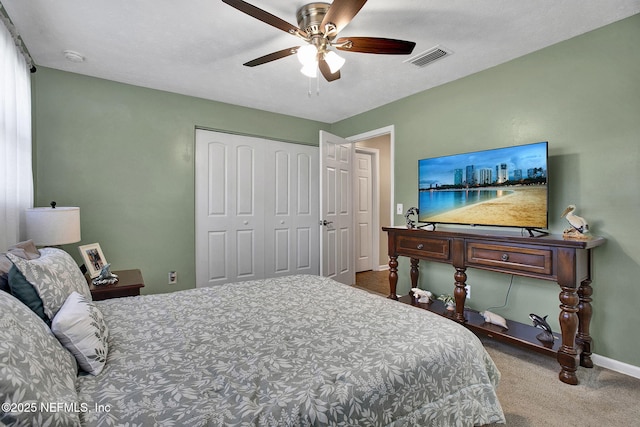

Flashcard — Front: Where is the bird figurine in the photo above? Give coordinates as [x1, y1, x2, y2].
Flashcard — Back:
[411, 288, 433, 303]
[561, 204, 589, 239]
[92, 263, 119, 286]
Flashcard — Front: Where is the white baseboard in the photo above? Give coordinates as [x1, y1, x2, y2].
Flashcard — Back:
[592, 353, 640, 379]
[374, 265, 389, 271]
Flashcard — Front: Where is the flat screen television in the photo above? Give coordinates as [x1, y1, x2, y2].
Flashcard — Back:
[418, 141, 548, 232]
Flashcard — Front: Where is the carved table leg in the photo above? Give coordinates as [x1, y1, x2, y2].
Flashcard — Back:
[388, 256, 398, 300]
[577, 279, 594, 368]
[453, 268, 467, 323]
[410, 258, 420, 288]
[557, 286, 580, 385]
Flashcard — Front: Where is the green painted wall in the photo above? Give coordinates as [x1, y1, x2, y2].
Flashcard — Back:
[332, 14, 640, 367]
[31, 69, 328, 295]
[31, 14, 639, 367]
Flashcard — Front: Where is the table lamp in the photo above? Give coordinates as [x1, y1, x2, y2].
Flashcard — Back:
[25, 201, 81, 246]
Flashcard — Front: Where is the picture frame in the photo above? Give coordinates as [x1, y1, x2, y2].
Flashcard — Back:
[78, 243, 108, 278]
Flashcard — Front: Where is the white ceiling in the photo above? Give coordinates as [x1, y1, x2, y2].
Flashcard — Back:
[2, 0, 639, 123]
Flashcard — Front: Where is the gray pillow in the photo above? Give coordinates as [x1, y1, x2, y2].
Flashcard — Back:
[0, 290, 80, 426]
[7, 248, 92, 319]
[0, 240, 41, 291]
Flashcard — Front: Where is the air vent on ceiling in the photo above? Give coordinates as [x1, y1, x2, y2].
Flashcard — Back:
[405, 45, 452, 68]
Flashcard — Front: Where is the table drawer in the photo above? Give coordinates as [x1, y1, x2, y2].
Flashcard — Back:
[466, 241, 553, 276]
[396, 235, 451, 260]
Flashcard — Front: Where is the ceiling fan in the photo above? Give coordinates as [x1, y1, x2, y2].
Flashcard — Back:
[221, 0, 416, 82]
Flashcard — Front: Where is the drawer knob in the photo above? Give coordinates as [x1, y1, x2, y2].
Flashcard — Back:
[417, 244, 424, 250]
[501, 253, 509, 261]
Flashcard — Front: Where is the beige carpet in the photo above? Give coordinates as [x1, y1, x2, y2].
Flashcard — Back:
[482, 337, 640, 426]
[355, 271, 640, 426]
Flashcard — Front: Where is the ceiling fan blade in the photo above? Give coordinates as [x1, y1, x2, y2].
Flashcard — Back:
[243, 47, 300, 67]
[222, 0, 306, 38]
[319, 59, 341, 82]
[321, 0, 368, 35]
[335, 37, 416, 55]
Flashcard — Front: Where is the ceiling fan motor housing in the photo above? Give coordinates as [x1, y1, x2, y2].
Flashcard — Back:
[296, 3, 336, 40]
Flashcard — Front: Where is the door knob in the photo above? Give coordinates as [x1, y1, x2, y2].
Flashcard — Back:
[320, 220, 333, 226]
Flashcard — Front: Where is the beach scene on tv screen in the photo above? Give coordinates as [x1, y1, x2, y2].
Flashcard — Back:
[418, 142, 548, 228]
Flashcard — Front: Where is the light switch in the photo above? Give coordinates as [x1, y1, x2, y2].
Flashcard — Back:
[397, 203, 404, 215]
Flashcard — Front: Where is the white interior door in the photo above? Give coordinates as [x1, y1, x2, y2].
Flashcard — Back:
[264, 141, 319, 278]
[320, 130, 355, 285]
[355, 151, 373, 272]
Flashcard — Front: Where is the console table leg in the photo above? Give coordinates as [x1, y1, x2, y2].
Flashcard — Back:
[577, 279, 594, 368]
[388, 256, 399, 300]
[410, 258, 420, 287]
[557, 286, 580, 385]
[453, 268, 467, 323]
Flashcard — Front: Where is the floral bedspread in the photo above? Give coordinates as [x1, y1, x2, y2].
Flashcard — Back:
[77, 275, 504, 426]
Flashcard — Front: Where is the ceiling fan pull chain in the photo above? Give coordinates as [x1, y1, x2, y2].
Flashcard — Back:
[307, 77, 312, 98]
[316, 73, 320, 96]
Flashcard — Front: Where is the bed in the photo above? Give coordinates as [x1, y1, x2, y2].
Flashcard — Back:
[1, 246, 505, 426]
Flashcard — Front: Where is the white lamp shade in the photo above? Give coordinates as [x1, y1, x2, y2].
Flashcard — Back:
[25, 207, 81, 246]
[296, 44, 318, 65]
[324, 51, 345, 74]
[300, 62, 318, 78]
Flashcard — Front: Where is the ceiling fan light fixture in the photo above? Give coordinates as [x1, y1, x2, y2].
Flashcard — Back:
[324, 50, 345, 73]
[297, 44, 318, 66]
[222, 0, 416, 83]
[300, 62, 318, 78]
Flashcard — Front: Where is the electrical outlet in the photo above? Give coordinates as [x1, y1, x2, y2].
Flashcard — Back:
[465, 284, 470, 300]
[396, 203, 404, 215]
[168, 271, 177, 285]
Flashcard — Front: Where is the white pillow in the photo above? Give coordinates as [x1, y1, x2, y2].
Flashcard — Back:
[52, 292, 109, 375]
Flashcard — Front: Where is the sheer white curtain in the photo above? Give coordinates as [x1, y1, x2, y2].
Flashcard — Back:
[0, 18, 33, 251]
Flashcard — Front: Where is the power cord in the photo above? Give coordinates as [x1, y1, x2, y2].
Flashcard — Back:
[485, 275, 514, 312]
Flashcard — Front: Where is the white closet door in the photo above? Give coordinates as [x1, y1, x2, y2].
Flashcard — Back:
[264, 141, 319, 277]
[196, 130, 319, 287]
[195, 130, 264, 287]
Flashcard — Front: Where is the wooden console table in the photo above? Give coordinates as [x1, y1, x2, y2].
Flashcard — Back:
[383, 226, 605, 385]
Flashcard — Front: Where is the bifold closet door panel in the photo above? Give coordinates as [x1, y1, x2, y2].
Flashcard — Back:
[195, 130, 265, 287]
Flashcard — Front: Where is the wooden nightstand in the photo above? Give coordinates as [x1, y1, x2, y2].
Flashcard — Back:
[88, 269, 145, 301]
